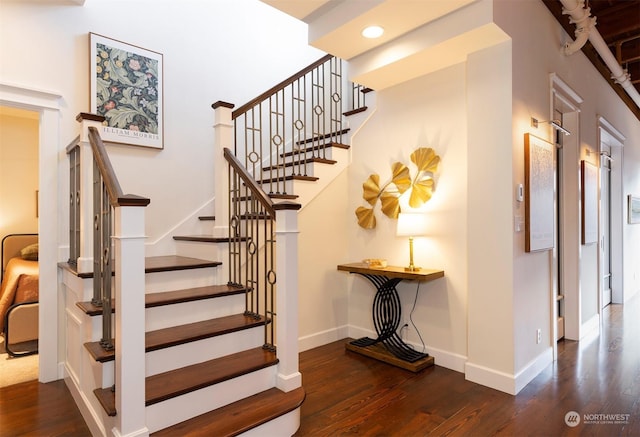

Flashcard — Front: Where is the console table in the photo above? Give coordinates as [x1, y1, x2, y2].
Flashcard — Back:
[337, 263, 444, 372]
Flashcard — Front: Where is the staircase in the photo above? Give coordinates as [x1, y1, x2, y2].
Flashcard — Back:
[61, 56, 371, 436]
[72, 255, 304, 435]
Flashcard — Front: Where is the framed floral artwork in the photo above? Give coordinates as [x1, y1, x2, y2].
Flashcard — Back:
[90, 33, 163, 149]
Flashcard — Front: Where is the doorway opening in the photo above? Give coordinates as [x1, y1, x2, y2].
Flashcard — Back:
[0, 105, 40, 386]
[0, 82, 62, 383]
[597, 117, 624, 307]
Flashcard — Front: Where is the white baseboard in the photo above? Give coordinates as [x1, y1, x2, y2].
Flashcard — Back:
[466, 347, 553, 395]
[465, 361, 516, 395]
[298, 325, 349, 352]
[581, 313, 600, 340]
[514, 347, 553, 394]
[64, 364, 109, 437]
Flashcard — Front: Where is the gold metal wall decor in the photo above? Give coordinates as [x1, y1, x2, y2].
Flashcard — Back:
[356, 147, 440, 229]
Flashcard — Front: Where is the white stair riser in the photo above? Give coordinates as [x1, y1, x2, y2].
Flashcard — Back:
[95, 360, 114, 389]
[239, 408, 301, 437]
[146, 294, 245, 331]
[260, 178, 294, 194]
[145, 327, 265, 376]
[146, 366, 277, 433]
[145, 268, 218, 293]
[285, 145, 341, 161]
[264, 163, 316, 179]
[291, 147, 349, 207]
[174, 240, 221, 261]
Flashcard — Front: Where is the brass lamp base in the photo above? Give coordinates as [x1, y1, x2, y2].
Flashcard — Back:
[404, 237, 421, 272]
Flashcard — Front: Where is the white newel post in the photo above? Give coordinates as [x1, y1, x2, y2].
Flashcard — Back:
[113, 205, 149, 437]
[77, 113, 105, 274]
[212, 101, 234, 238]
[212, 101, 234, 285]
[274, 204, 302, 392]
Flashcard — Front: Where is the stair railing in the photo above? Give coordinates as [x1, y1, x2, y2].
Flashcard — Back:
[224, 148, 301, 353]
[67, 113, 150, 435]
[231, 55, 359, 197]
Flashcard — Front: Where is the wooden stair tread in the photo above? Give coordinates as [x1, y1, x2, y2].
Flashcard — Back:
[281, 142, 349, 158]
[343, 106, 368, 116]
[259, 174, 319, 184]
[59, 255, 221, 279]
[146, 346, 278, 405]
[268, 193, 298, 200]
[94, 387, 116, 417]
[77, 284, 246, 316]
[92, 347, 277, 415]
[146, 314, 267, 352]
[151, 387, 305, 437]
[145, 284, 246, 307]
[263, 157, 337, 171]
[295, 128, 350, 145]
[145, 255, 221, 273]
[173, 235, 237, 243]
[84, 313, 265, 362]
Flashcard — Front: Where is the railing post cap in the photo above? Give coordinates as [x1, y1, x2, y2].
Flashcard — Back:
[212, 101, 235, 110]
[76, 112, 106, 123]
[273, 201, 302, 211]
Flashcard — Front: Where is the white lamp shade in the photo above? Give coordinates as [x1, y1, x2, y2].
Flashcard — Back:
[396, 212, 428, 237]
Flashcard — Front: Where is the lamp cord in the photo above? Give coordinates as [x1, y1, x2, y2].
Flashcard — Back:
[408, 282, 426, 353]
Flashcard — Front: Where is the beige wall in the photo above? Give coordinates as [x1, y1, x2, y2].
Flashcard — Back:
[0, 107, 39, 238]
[345, 63, 471, 370]
[0, 0, 323, 253]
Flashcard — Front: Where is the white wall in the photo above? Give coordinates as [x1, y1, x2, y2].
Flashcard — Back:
[495, 0, 640, 369]
[0, 108, 39, 237]
[298, 171, 350, 351]
[345, 63, 470, 369]
[0, 0, 324, 254]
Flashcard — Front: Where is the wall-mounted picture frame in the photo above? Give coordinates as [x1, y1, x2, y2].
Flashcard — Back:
[524, 133, 555, 252]
[629, 195, 640, 224]
[90, 33, 164, 149]
[581, 160, 598, 244]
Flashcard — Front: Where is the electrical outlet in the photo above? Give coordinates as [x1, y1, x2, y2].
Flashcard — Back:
[536, 329, 542, 344]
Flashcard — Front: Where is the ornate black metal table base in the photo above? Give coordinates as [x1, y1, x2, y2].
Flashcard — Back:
[349, 273, 429, 363]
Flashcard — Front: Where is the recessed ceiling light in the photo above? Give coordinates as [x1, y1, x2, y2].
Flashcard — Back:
[362, 25, 384, 39]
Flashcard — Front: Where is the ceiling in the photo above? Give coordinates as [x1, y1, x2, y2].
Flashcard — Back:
[542, 0, 640, 118]
[263, 0, 640, 118]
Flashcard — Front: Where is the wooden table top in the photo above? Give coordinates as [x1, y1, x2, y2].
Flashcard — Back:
[337, 263, 444, 282]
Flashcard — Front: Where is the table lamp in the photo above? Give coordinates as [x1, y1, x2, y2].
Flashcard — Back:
[396, 212, 428, 272]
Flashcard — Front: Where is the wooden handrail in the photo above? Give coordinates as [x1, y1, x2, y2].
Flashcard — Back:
[87, 126, 150, 208]
[65, 134, 81, 154]
[232, 54, 334, 120]
[224, 147, 281, 216]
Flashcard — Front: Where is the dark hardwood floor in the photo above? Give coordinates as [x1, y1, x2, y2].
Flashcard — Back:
[0, 379, 90, 437]
[1, 296, 638, 436]
[295, 296, 640, 436]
